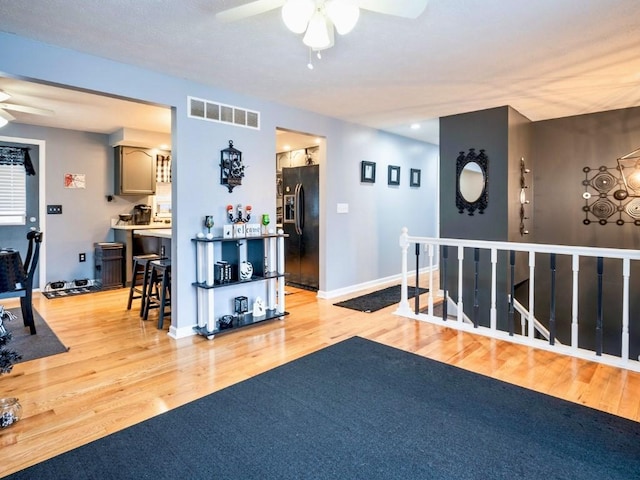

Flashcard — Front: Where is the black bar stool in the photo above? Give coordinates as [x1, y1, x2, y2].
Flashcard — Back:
[127, 253, 161, 315]
[143, 258, 171, 329]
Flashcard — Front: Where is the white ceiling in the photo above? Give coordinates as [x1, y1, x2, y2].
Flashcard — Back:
[0, 77, 171, 135]
[0, 0, 639, 148]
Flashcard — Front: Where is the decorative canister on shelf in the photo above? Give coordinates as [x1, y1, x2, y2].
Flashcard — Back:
[239, 261, 253, 280]
[234, 296, 248, 315]
[0, 397, 22, 428]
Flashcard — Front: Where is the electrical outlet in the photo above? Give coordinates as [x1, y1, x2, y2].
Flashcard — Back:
[47, 205, 62, 214]
[79, 253, 86, 262]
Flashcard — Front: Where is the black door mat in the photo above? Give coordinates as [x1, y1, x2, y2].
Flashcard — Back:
[333, 285, 428, 313]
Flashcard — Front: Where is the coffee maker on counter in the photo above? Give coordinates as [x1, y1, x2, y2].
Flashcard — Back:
[133, 204, 152, 225]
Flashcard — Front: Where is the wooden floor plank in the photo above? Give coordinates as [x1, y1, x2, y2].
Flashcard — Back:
[0, 283, 639, 477]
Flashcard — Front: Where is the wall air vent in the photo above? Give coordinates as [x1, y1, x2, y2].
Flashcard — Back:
[188, 96, 260, 130]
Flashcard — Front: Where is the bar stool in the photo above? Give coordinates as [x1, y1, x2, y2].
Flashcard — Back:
[143, 258, 171, 329]
[126, 253, 161, 315]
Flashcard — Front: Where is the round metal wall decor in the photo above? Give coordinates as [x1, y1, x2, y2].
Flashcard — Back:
[582, 165, 640, 225]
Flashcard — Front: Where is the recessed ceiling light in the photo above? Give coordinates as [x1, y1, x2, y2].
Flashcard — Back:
[410, 123, 421, 130]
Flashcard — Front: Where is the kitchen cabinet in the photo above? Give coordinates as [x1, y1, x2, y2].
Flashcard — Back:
[114, 146, 165, 195]
[192, 234, 288, 339]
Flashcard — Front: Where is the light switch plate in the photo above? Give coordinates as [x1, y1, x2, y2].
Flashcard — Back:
[337, 203, 349, 214]
[47, 204, 62, 214]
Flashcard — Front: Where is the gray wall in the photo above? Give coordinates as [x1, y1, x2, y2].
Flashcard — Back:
[0, 32, 439, 336]
[440, 104, 640, 357]
[1, 123, 156, 284]
[440, 106, 510, 242]
[532, 107, 640, 249]
[440, 106, 531, 328]
[532, 106, 640, 357]
[324, 127, 438, 293]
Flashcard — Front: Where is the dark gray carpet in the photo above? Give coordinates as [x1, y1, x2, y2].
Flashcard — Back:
[333, 284, 428, 312]
[3, 307, 69, 363]
[5, 337, 640, 479]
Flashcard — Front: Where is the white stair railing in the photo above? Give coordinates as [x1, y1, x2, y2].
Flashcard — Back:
[511, 296, 559, 344]
[396, 228, 640, 372]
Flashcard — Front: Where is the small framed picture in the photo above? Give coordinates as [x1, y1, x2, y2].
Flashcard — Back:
[361, 161, 376, 183]
[410, 168, 421, 187]
[64, 173, 86, 189]
[388, 165, 400, 186]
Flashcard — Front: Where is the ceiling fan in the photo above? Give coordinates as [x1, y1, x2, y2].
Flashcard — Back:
[216, 0, 428, 52]
[0, 89, 54, 127]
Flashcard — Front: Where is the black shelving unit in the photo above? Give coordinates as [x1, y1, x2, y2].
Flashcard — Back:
[191, 233, 288, 339]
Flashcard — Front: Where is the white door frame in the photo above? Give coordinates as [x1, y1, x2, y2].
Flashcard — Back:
[0, 135, 46, 289]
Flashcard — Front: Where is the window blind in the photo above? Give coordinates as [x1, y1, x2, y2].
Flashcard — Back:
[0, 163, 26, 225]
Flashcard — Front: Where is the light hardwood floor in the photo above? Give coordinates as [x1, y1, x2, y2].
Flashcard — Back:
[1, 282, 639, 477]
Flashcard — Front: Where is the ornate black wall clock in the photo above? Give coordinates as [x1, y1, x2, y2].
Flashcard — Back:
[220, 140, 244, 192]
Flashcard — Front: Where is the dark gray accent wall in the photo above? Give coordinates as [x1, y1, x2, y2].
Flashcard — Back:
[507, 108, 533, 243]
[440, 106, 533, 329]
[532, 107, 640, 249]
[531, 106, 640, 358]
[442, 104, 640, 357]
[440, 106, 510, 242]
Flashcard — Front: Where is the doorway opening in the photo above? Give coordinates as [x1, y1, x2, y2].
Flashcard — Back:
[0, 75, 173, 294]
[276, 128, 323, 291]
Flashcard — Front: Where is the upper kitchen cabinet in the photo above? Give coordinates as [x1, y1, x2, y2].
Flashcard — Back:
[114, 146, 166, 195]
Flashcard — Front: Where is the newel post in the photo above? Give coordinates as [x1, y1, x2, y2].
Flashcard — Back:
[396, 227, 411, 315]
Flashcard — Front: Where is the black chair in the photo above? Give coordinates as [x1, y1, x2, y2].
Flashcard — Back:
[126, 253, 161, 315]
[17, 230, 43, 335]
[142, 259, 171, 329]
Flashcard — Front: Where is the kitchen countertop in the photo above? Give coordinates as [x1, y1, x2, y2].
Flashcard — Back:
[133, 228, 171, 239]
[111, 219, 172, 230]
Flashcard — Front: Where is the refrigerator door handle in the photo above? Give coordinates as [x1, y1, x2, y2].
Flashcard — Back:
[294, 183, 304, 235]
[298, 183, 305, 234]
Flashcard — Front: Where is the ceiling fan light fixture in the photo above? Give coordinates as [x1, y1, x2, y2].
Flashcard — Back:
[0, 90, 10, 103]
[303, 11, 332, 50]
[325, 0, 359, 35]
[282, 0, 315, 34]
[0, 109, 11, 128]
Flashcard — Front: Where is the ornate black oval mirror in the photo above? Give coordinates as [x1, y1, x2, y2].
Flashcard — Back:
[456, 148, 488, 215]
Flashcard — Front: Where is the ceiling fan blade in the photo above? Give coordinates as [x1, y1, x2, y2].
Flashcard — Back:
[0, 103, 54, 116]
[216, 0, 286, 23]
[358, 0, 428, 19]
[0, 109, 15, 122]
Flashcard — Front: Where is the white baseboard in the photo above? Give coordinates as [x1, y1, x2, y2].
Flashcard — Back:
[168, 324, 198, 339]
[317, 265, 438, 300]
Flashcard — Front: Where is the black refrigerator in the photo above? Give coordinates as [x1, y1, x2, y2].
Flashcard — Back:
[282, 164, 319, 290]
